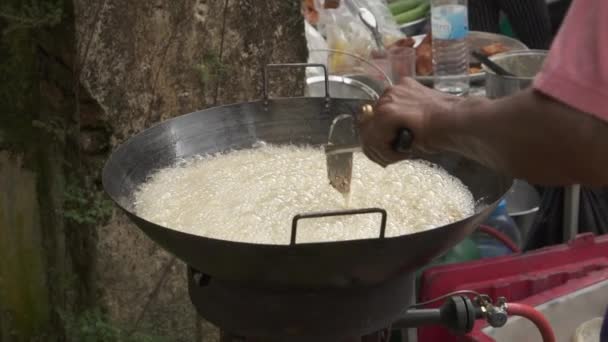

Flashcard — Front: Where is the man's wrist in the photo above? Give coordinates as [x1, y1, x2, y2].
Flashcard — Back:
[427, 95, 490, 155]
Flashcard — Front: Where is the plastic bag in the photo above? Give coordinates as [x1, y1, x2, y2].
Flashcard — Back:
[313, 0, 405, 74]
[305, 21, 329, 77]
[313, 0, 405, 43]
[360, 0, 405, 42]
[317, 3, 375, 73]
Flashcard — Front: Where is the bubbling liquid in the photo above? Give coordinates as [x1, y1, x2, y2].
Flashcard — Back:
[134, 144, 474, 244]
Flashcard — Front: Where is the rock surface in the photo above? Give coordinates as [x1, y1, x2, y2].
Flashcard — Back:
[73, 0, 307, 340]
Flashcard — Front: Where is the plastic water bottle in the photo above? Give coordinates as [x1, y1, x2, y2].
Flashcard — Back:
[430, 0, 470, 95]
[473, 199, 523, 258]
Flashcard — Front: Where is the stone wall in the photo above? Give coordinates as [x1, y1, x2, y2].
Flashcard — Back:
[1, 1, 77, 340]
[0, 153, 50, 341]
[1, 0, 306, 341]
[73, 0, 307, 340]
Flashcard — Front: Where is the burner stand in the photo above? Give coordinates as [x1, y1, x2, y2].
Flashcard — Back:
[219, 329, 392, 342]
[187, 267, 415, 341]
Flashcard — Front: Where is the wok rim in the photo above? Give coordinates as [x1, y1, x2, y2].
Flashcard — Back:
[102, 98, 513, 250]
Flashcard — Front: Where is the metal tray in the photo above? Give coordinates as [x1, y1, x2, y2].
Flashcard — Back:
[413, 31, 529, 85]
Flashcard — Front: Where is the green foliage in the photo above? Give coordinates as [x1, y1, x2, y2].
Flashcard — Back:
[195, 51, 230, 86]
[51, 273, 168, 342]
[0, 29, 35, 115]
[0, 0, 63, 34]
[63, 179, 113, 226]
[32, 117, 67, 143]
[0, 0, 65, 149]
[59, 308, 168, 342]
[0, 27, 36, 149]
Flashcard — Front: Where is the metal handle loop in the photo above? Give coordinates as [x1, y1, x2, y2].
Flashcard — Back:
[263, 63, 330, 102]
[290, 207, 387, 245]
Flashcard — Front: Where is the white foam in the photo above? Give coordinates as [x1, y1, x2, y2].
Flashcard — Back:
[134, 144, 474, 244]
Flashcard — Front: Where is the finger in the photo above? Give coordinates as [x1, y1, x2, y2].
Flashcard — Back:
[399, 76, 413, 84]
[369, 145, 393, 168]
[375, 93, 397, 112]
[374, 103, 404, 123]
[362, 145, 389, 168]
[362, 144, 381, 165]
[380, 130, 412, 163]
[361, 129, 407, 166]
[383, 146, 408, 164]
[380, 85, 392, 97]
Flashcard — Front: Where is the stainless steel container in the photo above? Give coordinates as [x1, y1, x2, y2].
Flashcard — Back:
[483, 50, 548, 99]
[505, 180, 541, 242]
[483, 51, 547, 243]
[305, 75, 384, 100]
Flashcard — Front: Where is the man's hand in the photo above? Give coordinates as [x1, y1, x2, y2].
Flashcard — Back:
[362, 82, 608, 185]
[359, 78, 459, 167]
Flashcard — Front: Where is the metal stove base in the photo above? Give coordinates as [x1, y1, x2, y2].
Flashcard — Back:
[187, 267, 415, 341]
[219, 329, 392, 342]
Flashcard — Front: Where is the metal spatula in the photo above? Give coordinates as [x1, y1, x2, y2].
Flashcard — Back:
[326, 114, 358, 195]
[325, 105, 413, 195]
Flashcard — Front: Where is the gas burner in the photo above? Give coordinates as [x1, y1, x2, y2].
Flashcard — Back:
[188, 265, 523, 342]
[188, 267, 414, 341]
[219, 329, 391, 342]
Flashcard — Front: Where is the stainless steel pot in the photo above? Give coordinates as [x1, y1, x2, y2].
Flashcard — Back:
[484, 50, 548, 99]
[305, 74, 382, 100]
[306, 49, 392, 101]
[505, 180, 541, 241]
[486, 51, 582, 245]
[484, 51, 546, 241]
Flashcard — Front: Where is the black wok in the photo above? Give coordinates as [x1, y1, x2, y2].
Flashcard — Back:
[102, 65, 512, 289]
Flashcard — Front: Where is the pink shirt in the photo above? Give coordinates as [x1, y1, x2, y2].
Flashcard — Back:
[534, 0, 608, 122]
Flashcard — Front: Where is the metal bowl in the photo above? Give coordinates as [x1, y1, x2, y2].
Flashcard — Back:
[305, 75, 381, 100]
[505, 180, 541, 242]
[483, 49, 548, 98]
[414, 31, 529, 85]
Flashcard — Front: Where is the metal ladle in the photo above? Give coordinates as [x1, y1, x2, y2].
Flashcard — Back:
[359, 7, 385, 53]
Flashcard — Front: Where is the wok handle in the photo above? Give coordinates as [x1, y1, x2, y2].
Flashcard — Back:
[290, 207, 387, 245]
[393, 128, 413, 153]
[263, 63, 330, 102]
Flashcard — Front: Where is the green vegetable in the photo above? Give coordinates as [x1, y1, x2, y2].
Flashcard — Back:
[389, 0, 423, 16]
[395, 1, 430, 25]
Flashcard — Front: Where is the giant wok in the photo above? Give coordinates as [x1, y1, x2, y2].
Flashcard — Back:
[102, 64, 512, 290]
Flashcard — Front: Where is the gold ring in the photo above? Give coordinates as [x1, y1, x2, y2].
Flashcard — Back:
[360, 104, 374, 123]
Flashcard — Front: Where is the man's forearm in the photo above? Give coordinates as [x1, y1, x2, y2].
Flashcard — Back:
[433, 88, 608, 186]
